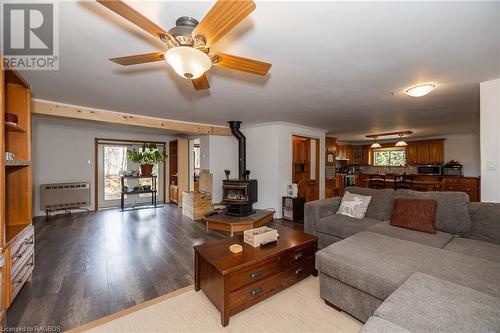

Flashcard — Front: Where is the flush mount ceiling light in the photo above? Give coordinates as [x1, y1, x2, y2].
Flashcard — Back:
[165, 46, 212, 79]
[406, 83, 436, 97]
[395, 133, 408, 147]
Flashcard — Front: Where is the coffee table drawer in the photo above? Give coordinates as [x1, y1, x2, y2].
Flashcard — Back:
[228, 257, 314, 310]
[227, 259, 279, 291]
[279, 243, 315, 270]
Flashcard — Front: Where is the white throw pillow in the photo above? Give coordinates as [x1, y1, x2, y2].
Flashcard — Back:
[336, 191, 372, 219]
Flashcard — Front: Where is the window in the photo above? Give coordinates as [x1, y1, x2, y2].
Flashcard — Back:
[104, 146, 127, 200]
[373, 148, 406, 167]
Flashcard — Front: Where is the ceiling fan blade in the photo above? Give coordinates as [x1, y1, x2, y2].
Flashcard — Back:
[213, 53, 271, 75]
[96, 0, 176, 44]
[109, 52, 165, 66]
[192, 74, 210, 90]
[192, 0, 256, 47]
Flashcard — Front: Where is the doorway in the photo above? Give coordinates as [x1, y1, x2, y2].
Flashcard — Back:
[292, 135, 320, 202]
[95, 139, 166, 210]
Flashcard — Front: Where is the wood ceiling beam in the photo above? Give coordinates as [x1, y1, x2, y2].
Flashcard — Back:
[31, 100, 231, 136]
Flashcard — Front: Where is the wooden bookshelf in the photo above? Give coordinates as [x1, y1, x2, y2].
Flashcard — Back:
[1, 58, 34, 312]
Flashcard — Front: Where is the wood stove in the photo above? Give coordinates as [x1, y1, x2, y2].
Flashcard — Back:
[222, 121, 258, 216]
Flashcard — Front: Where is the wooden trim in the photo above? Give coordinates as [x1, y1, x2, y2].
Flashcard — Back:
[94, 139, 99, 212]
[365, 130, 414, 139]
[69, 284, 194, 332]
[32, 100, 231, 136]
[95, 138, 167, 210]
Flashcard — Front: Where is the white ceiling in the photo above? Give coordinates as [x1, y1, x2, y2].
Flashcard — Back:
[21, 1, 500, 141]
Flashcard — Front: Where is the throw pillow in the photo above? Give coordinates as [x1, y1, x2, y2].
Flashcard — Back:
[391, 199, 437, 234]
[336, 191, 372, 219]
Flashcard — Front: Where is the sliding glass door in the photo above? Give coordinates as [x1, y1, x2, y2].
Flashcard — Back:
[96, 140, 165, 210]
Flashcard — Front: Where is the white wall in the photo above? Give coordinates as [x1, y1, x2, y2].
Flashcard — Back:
[200, 122, 326, 217]
[480, 78, 500, 202]
[32, 116, 178, 216]
[207, 135, 238, 202]
[443, 133, 480, 177]
[243, 124, 282, 213]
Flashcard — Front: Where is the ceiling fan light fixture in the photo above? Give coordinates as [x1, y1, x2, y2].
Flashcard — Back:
[165, 46, 212, 79]
[406, 83, 436, 97]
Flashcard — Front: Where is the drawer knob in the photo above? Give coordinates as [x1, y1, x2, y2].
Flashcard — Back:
[294, 253, 303, 261]
[295, 268, 304, 275]
[250, 287, 262, 297]
[250, 271, 262, 279]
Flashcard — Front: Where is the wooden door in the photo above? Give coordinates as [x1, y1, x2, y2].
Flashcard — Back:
[417, 142, 430, 164]
[429, 140, 444, 164]
[406, 143, 418, 165]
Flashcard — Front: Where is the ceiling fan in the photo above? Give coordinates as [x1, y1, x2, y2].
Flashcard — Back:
[97, 0, 272, 90]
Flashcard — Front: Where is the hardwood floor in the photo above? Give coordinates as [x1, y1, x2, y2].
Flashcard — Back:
[6, 205, 226, 331]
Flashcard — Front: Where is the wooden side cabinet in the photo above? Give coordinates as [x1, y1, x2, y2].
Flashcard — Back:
[282, 197, 305, 222]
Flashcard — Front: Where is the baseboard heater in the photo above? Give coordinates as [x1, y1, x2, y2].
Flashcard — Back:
[40, 182, 91, 216]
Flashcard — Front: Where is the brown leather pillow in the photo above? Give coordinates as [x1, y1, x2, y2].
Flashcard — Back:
[391, 199, 437, 234]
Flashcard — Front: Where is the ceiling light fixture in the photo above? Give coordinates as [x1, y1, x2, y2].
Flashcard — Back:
[370, 137, 382, 149]
[395, 133, 408, 147]
[165, 46, 212, 79]
[406, 83, 436, 97]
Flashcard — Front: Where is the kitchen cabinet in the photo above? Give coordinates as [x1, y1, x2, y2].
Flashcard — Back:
[361, 145, 372, 166]
[406, 143, 418, 165]
[325, 137, 336, 164]
[441, 177, 480, 202]
[293, 140, 310, 164]
[336, 144, 353, 162]
[429, 140, 444, 164]
[417, 142, 430, 164]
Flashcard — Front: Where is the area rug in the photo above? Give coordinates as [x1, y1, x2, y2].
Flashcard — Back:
[73, 276, 362, 333]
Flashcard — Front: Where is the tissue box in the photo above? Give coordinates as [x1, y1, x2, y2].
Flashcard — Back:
[244, 227, 278, 247]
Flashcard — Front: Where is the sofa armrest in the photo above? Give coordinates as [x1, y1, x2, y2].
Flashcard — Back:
[469, 202, 500, 245]
[304, 197, 342, 236]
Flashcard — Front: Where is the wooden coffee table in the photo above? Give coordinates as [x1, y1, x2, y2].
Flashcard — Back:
[204, 209, 274, 236]
[194, 226, 318, 326]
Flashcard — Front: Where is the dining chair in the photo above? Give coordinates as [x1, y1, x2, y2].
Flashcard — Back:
[394, 174, 416, 190]
[368, 174, 386, 189]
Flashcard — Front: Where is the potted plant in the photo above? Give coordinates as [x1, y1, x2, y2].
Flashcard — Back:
[126, 143, 166, 176]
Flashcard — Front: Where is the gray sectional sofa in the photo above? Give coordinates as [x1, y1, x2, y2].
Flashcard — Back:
[304, 186, 500, 332]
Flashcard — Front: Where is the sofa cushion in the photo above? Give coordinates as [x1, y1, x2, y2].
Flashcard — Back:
[374, 272, 500, 333]
[337, 191, 372, 219]
[367, 221, 453, 248]
[444, 237, 500, 263]
[345, 187, 395, 221]
[360, 317, 410, 333]
[396, 189, 471, 236]
[469, 202, 500, 245]
[316, 214, 381, 239]
[390, 199, 437, 234]
[316, 231, 500, 300]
